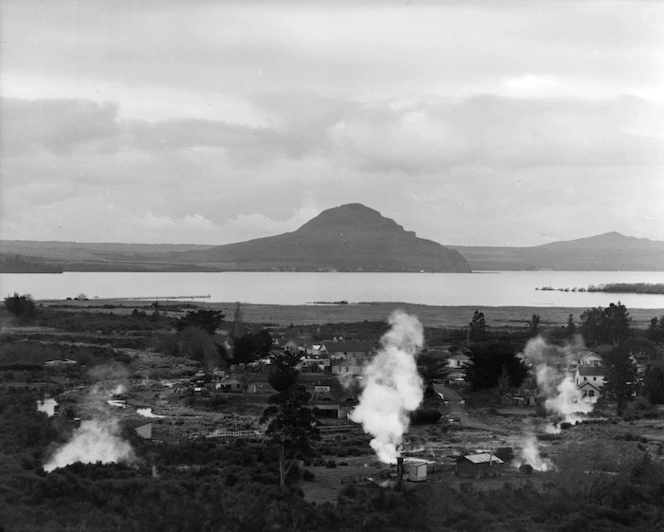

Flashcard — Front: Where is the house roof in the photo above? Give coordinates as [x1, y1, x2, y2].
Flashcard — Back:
[579, 351, 601, 360]
[461, 453, 504, 465]
[578, 381, 601, 391]
[125, 419, 152, 431]
[578, 367, 605, 377]
[324, 341, 374, 353]
[448, 353, 470, 361]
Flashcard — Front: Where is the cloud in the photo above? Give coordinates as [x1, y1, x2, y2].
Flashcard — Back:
[1, 93, 663, 245]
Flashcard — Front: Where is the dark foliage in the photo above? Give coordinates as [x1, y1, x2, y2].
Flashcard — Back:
[410, 407, 442, 425]
[232, 329, 273, 364]
[602, 344, 639, 413]
[464, 342, 528, 391]
[173, 310, 225, 335]
[643, 364, 664, 404]
[580, 302, 631, 346]
[469, 310, 487, 341]
[4, 293, 37, 323]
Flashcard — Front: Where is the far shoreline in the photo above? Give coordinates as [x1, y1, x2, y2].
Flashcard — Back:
[39, 299, 664, 329]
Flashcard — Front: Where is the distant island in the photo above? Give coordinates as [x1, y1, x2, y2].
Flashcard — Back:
[537, 283, 664, 295]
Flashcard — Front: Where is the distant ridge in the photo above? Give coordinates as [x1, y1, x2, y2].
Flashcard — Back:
[174, 203, 472, 272]
[450, 232, 664, 271]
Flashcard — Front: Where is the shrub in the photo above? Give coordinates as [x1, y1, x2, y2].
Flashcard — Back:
[302, 469, 315, 481]
[4, 293, 36, 323]
[326, 460, 337, 469]
[519, 464, 534, 474]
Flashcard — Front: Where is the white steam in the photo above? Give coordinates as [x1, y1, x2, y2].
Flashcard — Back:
[349, 310, 424, 464]
[44, 373, 136, 472]
[44, 419, 135, 472]
[521, 336, 593, 426]
[517, 434, 555, 472]
[37, 398, 58, 417]
[137, 408, 165, 418]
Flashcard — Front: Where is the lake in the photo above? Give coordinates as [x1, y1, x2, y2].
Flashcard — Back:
[2, 271, 664, 308]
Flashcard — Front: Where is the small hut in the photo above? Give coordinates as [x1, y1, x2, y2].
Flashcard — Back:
[456, 453, 504, 478]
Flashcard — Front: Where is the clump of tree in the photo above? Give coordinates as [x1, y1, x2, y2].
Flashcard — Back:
[601, 344, 639, 414]
[647, 315, 664, 343]
[268, 350, 302, 392]
[260, 384, 320, 486]
[232, 329, 272, 364]
[173, 309, 224, 335]
[579, 302, 631, 346]
[566, 313, 577, 338]
[527, 313, 541, 337]
[4, 293, 37, 323]
[464, 342, 528, 392]
[468, 310, 487, 342]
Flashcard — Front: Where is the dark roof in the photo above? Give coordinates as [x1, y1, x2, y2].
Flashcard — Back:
[324, 341, 374, 353]
[578, 367, 605, 377]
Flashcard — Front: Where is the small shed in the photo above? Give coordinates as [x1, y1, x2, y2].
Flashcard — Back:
[403, 459, 428, 482]
[456, 453, 504, 478]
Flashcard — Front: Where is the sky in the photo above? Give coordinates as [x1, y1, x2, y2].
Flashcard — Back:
[1, 0, 663, 247]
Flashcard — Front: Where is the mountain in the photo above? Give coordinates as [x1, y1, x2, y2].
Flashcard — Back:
[175, 204, 471, 272]
[450, 232, 664, 271]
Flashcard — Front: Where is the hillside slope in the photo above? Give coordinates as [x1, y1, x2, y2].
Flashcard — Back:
[176, 204, 471, 272]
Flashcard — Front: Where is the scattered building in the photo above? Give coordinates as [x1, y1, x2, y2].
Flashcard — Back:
[578, 381, 602, 404]
[456, 453, 504, 478]
[446, 353, 470, 369]
[575, 366, 606, 388]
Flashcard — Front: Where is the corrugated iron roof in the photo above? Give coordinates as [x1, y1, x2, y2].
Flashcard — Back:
[463, 453, 504, 464]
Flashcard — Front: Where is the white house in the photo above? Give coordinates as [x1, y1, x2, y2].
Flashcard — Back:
[578, 381, 602, 404]
[578, 351, 603, 368]
[575, 366, 606, 388]
[447, 353, 470, 369]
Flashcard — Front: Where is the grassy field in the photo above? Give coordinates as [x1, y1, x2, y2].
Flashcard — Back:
[41, 299, 664, 328]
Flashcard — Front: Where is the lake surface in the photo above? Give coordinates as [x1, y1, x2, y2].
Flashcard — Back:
[2, 271, 664, 308]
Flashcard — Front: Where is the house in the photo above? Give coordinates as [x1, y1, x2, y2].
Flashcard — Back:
[216, 378, 245, 393]
[456, 453, 504, 478]
[578, 381, 601, 404]
[446, 371, 466, 384]
[575, 366, 606, 389]
[577, 351, 602, 368]
[325, 341, 374, 360]
[447, 353, 470, 369]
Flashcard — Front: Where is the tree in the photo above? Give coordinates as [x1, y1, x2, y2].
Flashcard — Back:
[469, 310, 487, 342]
[464, 343, 528, 391]
[232, 329, 273, 364]
[260, 385, 320, 486]
[230, 302, 245, 338]
[566, 314, 577, 338]
[4, 293, 37, 323]
[602, 344, 638, 414]
[174, 310, 224, 335]
[580, 302, 631, 346]
[527, 314, 541, 337]
[268, 350, 302, 392]
[642, 364, 664, 405]
[647, 316, 664, 343]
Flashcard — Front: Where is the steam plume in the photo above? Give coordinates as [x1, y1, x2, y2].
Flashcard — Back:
[517, 434, 554, 472]
[349, 310, 424, 464]
[521, 336, 593, 426]
[44, 370, 135, 472]
[44, 419, 135, 472]
[137, 408, 165, 418]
